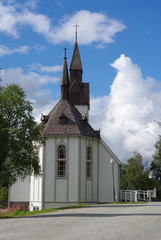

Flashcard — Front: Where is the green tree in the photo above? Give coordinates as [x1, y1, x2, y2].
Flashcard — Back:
[150, 135, 161, 182]
[120, 152, 156, 190]
[150, 135, 161, 199]
[0, 186, 8, 202]
[0, 84, 45, 187]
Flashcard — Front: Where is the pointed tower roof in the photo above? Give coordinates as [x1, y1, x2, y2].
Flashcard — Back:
[69, 23, 83, 73]
[69, 42, 83, 71]
[60, 48, 69, 86]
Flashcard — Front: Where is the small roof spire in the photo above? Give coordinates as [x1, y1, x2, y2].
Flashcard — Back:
[73, 23, 79, 43]
[60, 48, 69, 87]
[64, 47, 67, 59]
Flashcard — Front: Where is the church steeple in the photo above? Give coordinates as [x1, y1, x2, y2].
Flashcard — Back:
[69, 23, 83, 85]
[68, 25, 90, 116]
[69, 42, 83, 73]
[60, 48, 69, 100]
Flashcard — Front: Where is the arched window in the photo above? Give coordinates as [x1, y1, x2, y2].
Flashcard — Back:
[57, 145, 67, 178]
[58, 145, 66, 159]
[86, 146, 92, 179]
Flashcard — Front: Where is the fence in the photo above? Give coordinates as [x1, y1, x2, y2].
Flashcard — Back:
[120, 189, 156, 202]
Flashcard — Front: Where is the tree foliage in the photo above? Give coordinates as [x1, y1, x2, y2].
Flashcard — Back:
[0, 84, 45, 186]
[150, 135, 161, 182]
[150, 135, 161, 199]
[0, 186, 8, 202]
[120, 152, 156, 190]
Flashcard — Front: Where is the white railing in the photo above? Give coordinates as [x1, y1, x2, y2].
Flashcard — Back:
[120, 188, 156, 202]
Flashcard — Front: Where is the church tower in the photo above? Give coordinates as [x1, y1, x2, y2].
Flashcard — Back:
[69, 25, 90, 118]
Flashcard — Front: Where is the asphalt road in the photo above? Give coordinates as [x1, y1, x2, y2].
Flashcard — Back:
[0, 202, 161, 240]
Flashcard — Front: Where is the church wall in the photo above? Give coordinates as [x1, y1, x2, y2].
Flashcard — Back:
[68, 137, 79, 202]
[79, 137, 98, 203]
[43, 136, 79, 206]
[55, 137, 68, 202]
[98, 141, 120, 203]
[44, 138, 55, 202]
[92, 139, 99, 202]
[98, 142, 113, 202]
[80, 137, 86, 202]
[86, 180, 92, 202]
[55, 179, 67, 202]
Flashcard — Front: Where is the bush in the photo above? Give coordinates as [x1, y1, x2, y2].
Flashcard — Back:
[0, 203, 26, 216]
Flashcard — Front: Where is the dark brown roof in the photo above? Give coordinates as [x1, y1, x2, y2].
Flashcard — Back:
[42, 99, 100, 138]
[69, 42, 83, 71]
[60, 58, 69, 86]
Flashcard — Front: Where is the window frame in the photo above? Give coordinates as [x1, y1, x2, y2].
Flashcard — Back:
[56, 144, 67, 178]
[86, 146, 93, 179]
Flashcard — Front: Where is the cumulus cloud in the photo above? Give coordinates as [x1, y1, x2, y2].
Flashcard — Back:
[0, 45, 30, 57]
[0, 66, 60, 122]
[1, 53, 161, 161]
[90, 54, 161, 162]
[51, 10, 126, 45]
[1, 67, 60, 93]
[0, 2, 51, 38]
[0, 2, 125, 46]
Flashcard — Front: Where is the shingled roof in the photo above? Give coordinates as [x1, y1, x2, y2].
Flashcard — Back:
[42, 99, 100, 138]
[69, 42, 83, 71]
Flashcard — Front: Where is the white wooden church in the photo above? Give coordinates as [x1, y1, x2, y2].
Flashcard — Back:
[9, 34, 121, 211]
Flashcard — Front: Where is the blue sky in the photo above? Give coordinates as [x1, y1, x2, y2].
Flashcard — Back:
[0, 0, 161, 162]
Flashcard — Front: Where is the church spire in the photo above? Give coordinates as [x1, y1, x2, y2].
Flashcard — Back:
[68, 25, 89, 113]
[60, 48, 69, 100]
[69, 24, 82, 72]
[74, 23, 79, 43]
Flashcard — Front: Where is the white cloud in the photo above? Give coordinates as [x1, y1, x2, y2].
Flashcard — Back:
[1, 67, 60, 93]
[0, 2, 125, 46]
[29, 63, 62, 73]
[51, 10, 126, 45]
[0, 2, 51, 38]
[1, 53, 161, 161]
[24, 0, 40, 10]
[0, 67, 60, 122]
[0, 45, 30, 57]
[90, 95, 109, 129]
[90, 54, 161, 162]
[0, 3, 20, 37]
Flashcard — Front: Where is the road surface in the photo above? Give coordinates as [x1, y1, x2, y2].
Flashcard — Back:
[0, 202, 161, 240]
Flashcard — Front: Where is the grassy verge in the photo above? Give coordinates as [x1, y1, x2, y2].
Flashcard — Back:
[0, 203, 88, 219]
[0, 201, 148, 219]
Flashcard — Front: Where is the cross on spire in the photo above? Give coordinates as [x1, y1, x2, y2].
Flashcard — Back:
[73, 23, 79, 43]
[64, 48, 67, 59]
